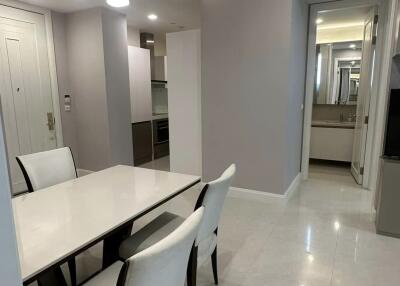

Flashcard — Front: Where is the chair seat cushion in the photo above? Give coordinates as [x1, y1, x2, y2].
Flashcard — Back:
[119, 212, 185, 260]
[83, 261, 123, 286]
[119, 212, 217, 266]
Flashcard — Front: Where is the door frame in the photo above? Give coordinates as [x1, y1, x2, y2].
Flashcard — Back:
[0, 0, 64, 148]
[301, 0, 394, 190]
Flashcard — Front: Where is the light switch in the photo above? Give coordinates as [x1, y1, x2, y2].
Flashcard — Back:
[64, 95, 71, 104]
[64, 95, 71, 112]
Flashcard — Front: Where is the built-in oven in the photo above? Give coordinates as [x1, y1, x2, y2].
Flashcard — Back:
[154, 119, 169, 144]
[153, 119, 169, 158]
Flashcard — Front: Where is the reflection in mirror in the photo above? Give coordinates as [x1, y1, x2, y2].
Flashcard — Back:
[314, 41, 362, 105]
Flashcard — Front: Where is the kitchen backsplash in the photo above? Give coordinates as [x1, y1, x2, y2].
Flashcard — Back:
[152, 87, 168, 114]
[312, 104, 357, 122]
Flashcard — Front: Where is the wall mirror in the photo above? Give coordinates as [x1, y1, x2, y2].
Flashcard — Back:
[314, 41, 362, 105]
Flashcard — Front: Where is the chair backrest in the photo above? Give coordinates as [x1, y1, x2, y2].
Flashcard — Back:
[16, 147, 77, 192]
[195, 164, 236, 244]
[117, 207, 204, 286]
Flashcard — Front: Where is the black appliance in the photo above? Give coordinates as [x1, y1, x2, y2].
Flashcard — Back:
[384, 89, 400, 158]
[153, 119, 169, 159]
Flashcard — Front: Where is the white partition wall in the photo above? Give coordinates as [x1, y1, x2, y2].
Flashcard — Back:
[128, 46, 152, 123]
[0, 102, 22, 285]
[167, 30, 202, 176]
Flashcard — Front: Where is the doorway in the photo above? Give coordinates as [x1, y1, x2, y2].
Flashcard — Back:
[302, 0, 386, 188]
[0, 4, 62, 194]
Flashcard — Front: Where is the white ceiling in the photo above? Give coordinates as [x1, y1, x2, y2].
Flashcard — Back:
[317, 6, 372, 29]
[21, 0, 201, 33]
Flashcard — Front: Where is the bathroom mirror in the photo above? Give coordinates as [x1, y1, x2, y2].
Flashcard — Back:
[314, 41, 362, 105]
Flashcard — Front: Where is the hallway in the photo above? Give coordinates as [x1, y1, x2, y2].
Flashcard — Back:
[192, 168, 400, 285]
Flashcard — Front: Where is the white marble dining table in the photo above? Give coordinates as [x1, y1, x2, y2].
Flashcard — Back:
[12, 165, 200, 285]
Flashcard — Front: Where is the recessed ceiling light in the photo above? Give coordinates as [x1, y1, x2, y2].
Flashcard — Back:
[106, 0, 130, 8]
[349, 44, 356, 49]
[148, 14, 158, 21]
[316, 18, 323, 24]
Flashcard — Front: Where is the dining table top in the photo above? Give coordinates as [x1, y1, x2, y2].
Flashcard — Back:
[12, 165, 201, 282]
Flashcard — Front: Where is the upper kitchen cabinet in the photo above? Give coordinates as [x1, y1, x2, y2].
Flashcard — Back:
[154, 56, 167, 82]
[128, 46, 152, 123]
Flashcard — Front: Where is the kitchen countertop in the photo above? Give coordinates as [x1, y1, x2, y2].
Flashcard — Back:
[312, 120, 356, 129]
[152, 113, 168, 120]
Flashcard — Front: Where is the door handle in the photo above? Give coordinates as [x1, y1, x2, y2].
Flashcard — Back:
[47, 112, 55, 131]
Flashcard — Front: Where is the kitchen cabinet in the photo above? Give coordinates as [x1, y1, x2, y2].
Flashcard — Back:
[154, 56, 167, 82]
[132, 122, 153, 166]
[375, 157, 400, 237]
[128, 46, 152, 123]
[310, 125, 355, 162]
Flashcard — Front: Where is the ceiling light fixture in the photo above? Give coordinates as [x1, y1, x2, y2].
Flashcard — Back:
[349, 44, 356, 49]
[106, 0, 130, 8]
[316, 18, 324, 24]
[148, 14, 158, 21]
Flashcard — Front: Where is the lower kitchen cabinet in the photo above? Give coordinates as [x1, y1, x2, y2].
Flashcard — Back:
[132, 121, 153, 166]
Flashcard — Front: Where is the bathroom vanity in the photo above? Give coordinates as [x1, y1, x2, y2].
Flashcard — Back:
[310, 120, 355, 162]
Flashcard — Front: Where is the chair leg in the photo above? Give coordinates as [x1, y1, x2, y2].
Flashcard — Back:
[103, 222, 133, 269]
[187, 246, 198, 286]
[68, 258, 77, 286]
[211, 246, 218, 285]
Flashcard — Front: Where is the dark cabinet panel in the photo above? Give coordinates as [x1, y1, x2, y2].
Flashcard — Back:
[132, 122, 153, 166]
[154, 142, 169, 159]
[153, 119, 169, 159]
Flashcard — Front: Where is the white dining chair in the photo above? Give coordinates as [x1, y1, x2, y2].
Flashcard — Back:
[83, 207, 205, 286]
[16, 147, 78, 285]
[119, 164, 236, 286]
[16, 147, 77, 192]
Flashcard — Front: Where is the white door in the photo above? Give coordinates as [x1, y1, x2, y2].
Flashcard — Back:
[351, 9, 378, 184]
[0, 6, 57, 194]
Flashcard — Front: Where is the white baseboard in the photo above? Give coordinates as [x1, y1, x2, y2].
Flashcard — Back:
[284, 173, 302, 199]
[77, 169, 94, 177]
[75, 168, 302, 201]
[229, 173, 302, 200]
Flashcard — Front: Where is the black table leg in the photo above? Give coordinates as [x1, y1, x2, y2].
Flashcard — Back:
[68, 258, 77, 286]
[37, 266, 68, 286]
[102, 222, 133, 269]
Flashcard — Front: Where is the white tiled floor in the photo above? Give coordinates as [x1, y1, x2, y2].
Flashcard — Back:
[53, 163, 400, 285]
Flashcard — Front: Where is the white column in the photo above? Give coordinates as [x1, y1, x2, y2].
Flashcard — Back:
[0, 100, 22, 285]
[167, 30, 202, 176]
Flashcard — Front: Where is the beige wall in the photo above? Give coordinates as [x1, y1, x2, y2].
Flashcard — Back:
[53, 7, 133, 171]
[66, 8, 111, 171]
[201, 0, 308, 194]
[52, 11, 79, 163]
[285, 0, 309, 189]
